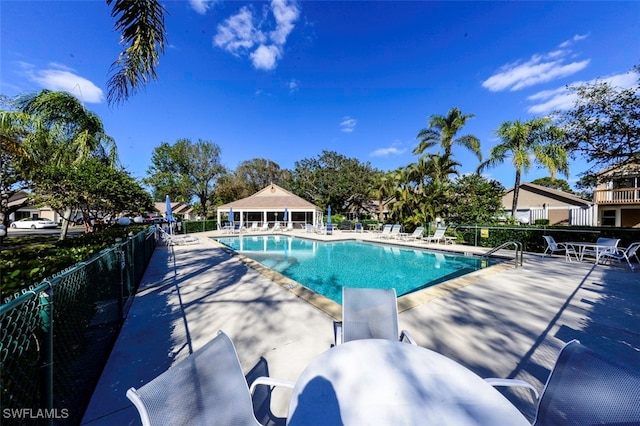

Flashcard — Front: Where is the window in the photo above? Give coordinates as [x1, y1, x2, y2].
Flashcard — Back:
[601, 210, 616, 227]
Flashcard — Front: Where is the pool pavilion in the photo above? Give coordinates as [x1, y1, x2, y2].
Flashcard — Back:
[216, 183, 323, 229]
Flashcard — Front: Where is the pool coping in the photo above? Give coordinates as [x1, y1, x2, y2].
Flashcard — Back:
[208, 236, 514, 320]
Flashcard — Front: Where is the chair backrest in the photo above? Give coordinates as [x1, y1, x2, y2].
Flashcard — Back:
[381, 224, 392, 234]
[126, 331, 260, 426]
[595, 237, 620, 247]
[412, 227, 424, 237]
[432, 227, 447, 238]
[355, 223, 363, 231]
[543, 235, 558, 250]
[389, 224, 401, 234]
[533, 340, 640, 426]
[625, 242, 640, 257]
[342, 287, 399, 343]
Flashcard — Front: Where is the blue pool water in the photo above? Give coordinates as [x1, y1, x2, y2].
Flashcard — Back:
[214, 235, 498, 304]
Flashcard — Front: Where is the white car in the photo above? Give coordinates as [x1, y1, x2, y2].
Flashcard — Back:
[10, 218, 58, 229]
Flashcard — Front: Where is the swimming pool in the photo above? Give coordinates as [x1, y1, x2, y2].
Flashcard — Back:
[214, 235, 498, 304]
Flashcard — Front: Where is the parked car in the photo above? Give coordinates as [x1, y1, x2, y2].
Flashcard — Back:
[144, 216, 165, 224]
[10, 218, 58, 229]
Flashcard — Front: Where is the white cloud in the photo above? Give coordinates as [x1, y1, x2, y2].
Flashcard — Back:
[527, 71, 639, 114]
[482, 35, 591, 92]
[558, 33, 589, 48]
[26, 64, 103, 103]
[250, 44, 280, 70]
[189, 0, 215, 15]
[340, 116, 357, 133]
[213, 0, 299, 71]
[288, 79, 299, 93]
[214, 7, 263, 54]
[370, 147, 406, 157]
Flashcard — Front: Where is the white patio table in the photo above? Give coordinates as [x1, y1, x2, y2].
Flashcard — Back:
[286, 339, 530, 426]
[565, 241, 614, 262]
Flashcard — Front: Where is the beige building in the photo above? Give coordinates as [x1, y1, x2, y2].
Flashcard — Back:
[217, 183, 323, 228]
[592, 160, 640, 228]
[502, 183, 593, 226]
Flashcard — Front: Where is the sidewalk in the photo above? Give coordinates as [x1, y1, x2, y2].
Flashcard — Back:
[82, 232, 640, 424]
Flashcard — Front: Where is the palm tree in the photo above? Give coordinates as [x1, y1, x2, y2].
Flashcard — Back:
[106, 0, 168, 106]
[478, 118, 568, 217]
[14, 90, 118, 239]
[370, 172, 394, 221]
[413, 107, 482, 163]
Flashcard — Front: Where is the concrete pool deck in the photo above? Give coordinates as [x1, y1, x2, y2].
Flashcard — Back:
[81, 229, 640, 425]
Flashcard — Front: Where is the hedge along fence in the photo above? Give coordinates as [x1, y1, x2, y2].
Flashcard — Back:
[453, 224, 640, 253]
[0, 228, 156, 426]
[178, 220, 218, 234]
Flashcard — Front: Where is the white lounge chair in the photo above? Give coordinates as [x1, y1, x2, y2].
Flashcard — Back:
[283, 222, 294, 232]
[381, 224, 401, 239]
[423, 226, 448, 244]
[485, 340, 640, 425]
[248, 222, 259, 232]
[271, 222, 281, 232]
[543, 235, 575, 261]
[258, 222, 269, 232]
[600, 242, 640, 271]
[402, 226, 424, 241]
[157, 227, 199, 246]
[334, 287, 416, 345]
[376, 224, 393, 238]
[126, 331, 294, 426]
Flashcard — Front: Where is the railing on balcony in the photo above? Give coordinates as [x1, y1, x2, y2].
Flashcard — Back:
[593, 187, 640, 204]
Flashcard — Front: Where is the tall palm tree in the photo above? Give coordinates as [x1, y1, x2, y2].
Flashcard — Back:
[413, 107, 482, 163]
[478, 118, 568, 217]
[106, 0, 168, 106]
[370, 172, 394, 221]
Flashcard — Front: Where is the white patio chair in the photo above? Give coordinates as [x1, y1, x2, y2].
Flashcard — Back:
[381, 224, 401, 239]
[375, 224, 392, 238]
[157, 227, 199, 246]
[334, 287, 416, 345]
[599, 242, 640, 271]
[423, 226, 448, 244]
[583, 237, 620, 261]
[485, 339, 640, 425]
[402, 226, 424, 241]
[542, 235, 575, 261]
[126, 331, 294, 426]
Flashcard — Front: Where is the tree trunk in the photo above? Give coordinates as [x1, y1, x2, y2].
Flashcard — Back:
[511, 170, 521, 218]
[58, 207, 72, 241]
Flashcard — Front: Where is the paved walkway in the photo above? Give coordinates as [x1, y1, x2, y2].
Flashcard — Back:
[81, 230, 640, 425]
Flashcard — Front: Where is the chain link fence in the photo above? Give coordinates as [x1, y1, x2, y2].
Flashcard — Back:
[1, 228, 156, 425]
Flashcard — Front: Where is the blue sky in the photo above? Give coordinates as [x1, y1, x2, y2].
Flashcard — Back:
[2, 1, 639, 192]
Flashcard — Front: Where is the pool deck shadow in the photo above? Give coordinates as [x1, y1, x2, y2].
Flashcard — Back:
[81, 230, 640, 425]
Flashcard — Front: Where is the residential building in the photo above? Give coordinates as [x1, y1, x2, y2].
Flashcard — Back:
[502, 183, 593, 226]
[592, 160, 640, 228]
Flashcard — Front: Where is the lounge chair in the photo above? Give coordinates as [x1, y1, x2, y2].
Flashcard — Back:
[283, 222, 294, 232]
[271, 222, 281, 232]
[157, 227, 199, 246]
[402, 226, 424, 241]
[334, 287, 416, 345]
[376, 224, 393, 238]
[354, 223, 364, 233]
[248, 222, 259, 232]
[258, 222, 269, 232]
[599, 242, 640, 271]
[381, 224, 401, 239]
[485, 339, 640, 425]
[126, 331, 294, 426]
[423, 226, 449, 244]
[304, 223, 314, 233]
[542, 235, 575, 261]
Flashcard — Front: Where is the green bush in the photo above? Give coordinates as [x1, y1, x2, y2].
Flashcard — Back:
[0, 225, 146, 300]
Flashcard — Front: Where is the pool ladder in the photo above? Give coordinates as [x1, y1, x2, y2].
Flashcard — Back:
[483, 241, 524, 268]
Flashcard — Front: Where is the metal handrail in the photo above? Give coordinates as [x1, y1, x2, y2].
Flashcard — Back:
[483, 241, 523, 267]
